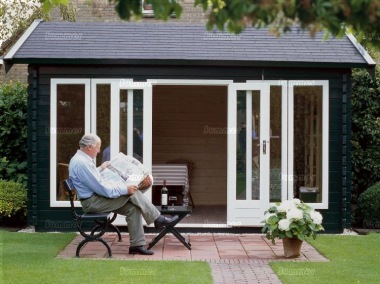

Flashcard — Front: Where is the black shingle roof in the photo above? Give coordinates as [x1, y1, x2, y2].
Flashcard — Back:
[6, 21, 374, 67]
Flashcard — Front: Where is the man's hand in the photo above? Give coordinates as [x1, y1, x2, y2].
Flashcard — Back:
[100, 161, 110, 171]
[127, 185, 139, 195]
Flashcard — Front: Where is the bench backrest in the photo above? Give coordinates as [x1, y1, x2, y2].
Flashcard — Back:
[63, 179, 78, 219]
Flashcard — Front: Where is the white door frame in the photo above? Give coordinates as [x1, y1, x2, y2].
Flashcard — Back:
[110, 80, 153, 200]
[227, 82, 271, 226]
[50, 78, 329, 227]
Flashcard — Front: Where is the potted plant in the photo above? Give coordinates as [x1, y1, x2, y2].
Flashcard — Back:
[261, 198, 324, 257]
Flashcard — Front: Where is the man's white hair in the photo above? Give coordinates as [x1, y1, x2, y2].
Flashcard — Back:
[79, 133, 101, 148]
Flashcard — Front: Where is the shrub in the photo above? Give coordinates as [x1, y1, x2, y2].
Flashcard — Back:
[262, 199, 324, 244]
[0, 180, 27, 218]
[351, 67, 380, 203]
[357, 182, 380, 228]
[0, 81, 28, 185]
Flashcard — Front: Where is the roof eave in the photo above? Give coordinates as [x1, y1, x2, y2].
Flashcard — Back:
[7, 58, 369, 69]
[346, 33, 377, 67]
[3, 19, 43, 73]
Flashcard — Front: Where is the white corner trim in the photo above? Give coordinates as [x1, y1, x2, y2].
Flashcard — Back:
[346, 33, 376, 66]
[0, 59, 3, 65]
[4, 19, 43, 60]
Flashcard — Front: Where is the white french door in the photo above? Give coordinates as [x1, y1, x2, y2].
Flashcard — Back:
[227, 82, 271, 226]
[227, 80, 329, 226]
[108, 80, 153, 201]
[51, 78, 328, 227]
[50, 79, 152, 208]
[95, 80, 153, 225]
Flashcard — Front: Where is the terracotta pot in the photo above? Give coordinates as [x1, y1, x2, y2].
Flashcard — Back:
[282, 238, 303, 258]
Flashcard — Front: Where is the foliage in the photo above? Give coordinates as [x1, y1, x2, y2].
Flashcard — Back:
[1, 231, 213, 284]
[262, 199, 324, 244]
[194, 0, 380, 48]
[356, 182, 380, 228]
[0, 81, 28, 184]
[0, 180, 27, 217]
[0, 0, 48, 53]
[40, 0, 380, 50]
[271, 234, 380, 284]
[351, 66, 380, 203]
[59, 0, 76, 22]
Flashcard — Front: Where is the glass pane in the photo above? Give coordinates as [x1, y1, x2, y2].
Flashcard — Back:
[270, 86, 282, 202]
[119, 90, 129, 156]
[236, 91, 246, 200]
[56, 84, 85, 201]
[97, 84, 111, 166]
[236, 90, 260, 200]
[133, 90, 143, 162]
[251, 90, 260, 200]
[293, 86, 323, 203]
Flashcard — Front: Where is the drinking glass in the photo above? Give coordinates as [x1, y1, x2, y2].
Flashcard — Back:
[169, 196, 177, 208]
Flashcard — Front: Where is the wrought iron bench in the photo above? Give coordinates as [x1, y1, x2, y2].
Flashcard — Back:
[63, 179, 122, 258]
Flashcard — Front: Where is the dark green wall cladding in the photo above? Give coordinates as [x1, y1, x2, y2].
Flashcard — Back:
[27, 64, 352, 232]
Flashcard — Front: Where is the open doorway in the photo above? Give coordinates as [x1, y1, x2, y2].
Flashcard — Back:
[152, 85, 227, 226]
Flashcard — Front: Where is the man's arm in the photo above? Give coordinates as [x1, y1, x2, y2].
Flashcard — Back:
[74, 162, 129, 198]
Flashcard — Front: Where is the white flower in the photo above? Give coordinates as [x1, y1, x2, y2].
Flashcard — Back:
[310, 211, 323, 225]
[278, 219, 291, 231]
[292, 198, 301, 205]
[277, 200, 295, 212]
[287, 208, 304, 220]
[264, 212, 276, 222]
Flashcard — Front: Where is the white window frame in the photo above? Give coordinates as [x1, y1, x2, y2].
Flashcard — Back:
[141, 0, 177, 17]
[50, 79, 91, 207]
[247, 80, 329, 209]
[288, 80, 329, 209]
[142, 0, 154, 16]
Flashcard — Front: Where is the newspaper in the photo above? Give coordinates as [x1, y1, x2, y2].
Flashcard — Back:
[100, 152, 150, 187]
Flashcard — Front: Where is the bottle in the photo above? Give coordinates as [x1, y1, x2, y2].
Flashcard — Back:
[161, 180, 168, 209]
[183, 195, 189, 207]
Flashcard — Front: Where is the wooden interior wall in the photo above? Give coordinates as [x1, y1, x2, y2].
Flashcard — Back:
[152, 85, 227, 205]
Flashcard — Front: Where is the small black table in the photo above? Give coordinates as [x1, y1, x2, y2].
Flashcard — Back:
[148, 205, 192, 250]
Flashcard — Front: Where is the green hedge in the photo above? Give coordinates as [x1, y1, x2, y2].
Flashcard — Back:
[0, 81, 28, 185]
[0, 180, 27, 218]
[351, 67, 380, 203]
[357, 182, 380, 228]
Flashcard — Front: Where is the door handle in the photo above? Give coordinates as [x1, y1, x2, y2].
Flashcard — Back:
[262, 140, 269, 154]
[263, 140, 266, 154]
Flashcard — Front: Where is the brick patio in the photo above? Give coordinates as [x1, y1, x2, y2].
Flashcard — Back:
[58, 233, 328, 283]
[57, 233, 327, 261]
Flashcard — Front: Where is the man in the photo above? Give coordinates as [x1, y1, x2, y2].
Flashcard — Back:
[101, 134, 126, 163]
[69, 133, 178, 255]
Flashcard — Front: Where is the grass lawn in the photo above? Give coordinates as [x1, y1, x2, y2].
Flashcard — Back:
[0, 230, 212, 284]
[271, 233, 380, 283]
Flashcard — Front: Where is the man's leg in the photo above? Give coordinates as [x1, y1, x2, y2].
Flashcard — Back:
[81, 195, 129, 213]
[115, 202, 146, 247]
[128, 190, 160, 225]
[82, 193, 175, 227]
[81, 195, 146, 247]
[128, 191, 179, 231]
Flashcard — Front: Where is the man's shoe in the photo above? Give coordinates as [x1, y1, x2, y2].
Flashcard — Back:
[154, 215, 179, 229]
[129, 246, 154, 255]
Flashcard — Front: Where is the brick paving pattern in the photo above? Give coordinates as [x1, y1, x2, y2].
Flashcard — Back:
[58, 233, 328, 283]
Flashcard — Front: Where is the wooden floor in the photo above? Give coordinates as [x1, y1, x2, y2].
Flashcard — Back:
[179, 205, 227, 226]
